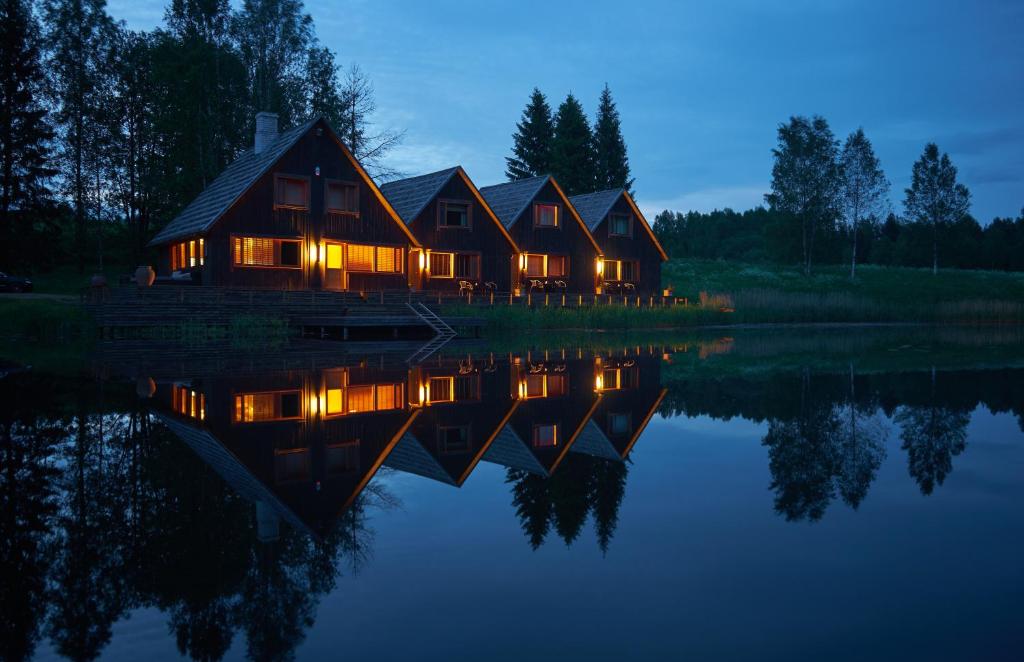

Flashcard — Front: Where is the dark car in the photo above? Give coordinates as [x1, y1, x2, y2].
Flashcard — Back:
[0, 272, 33, 292]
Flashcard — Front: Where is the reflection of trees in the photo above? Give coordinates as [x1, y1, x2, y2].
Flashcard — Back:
[0, 372, 390, 662]
[507, 454, 630, 552]
[895, 368, 969, 495]
[763, 367, 886, 522]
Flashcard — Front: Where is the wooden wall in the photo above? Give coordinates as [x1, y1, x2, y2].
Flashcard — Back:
[595, 195, 663, 295]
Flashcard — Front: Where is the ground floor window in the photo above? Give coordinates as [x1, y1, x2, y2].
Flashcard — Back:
[523, 253, 568, 278]
[233, 236, 301, 268]
[604, 259, 639, 282]
[171, 239, 205, 271]
[346, 244, 403, 274]
[520, 372, 568, 399]
[324, 383, 404, 416]
[234, 390, 302, 422]
[428, 252, 479, 279]
[173, 386, 205, 420]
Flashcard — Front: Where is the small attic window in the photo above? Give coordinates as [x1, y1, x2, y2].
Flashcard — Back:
[326, 180, 359, 214]
[439, 200, 471, 229]
[609, 213, 632, 237]
[534, 203, 559, 228]
[275, 175, 309, 210]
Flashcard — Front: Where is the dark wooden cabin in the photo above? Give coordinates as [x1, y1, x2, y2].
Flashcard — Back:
[479, 176, 603, 294]
[380, 167, 520, 294]
[570, 189, 668, 296]
[147, 113, 419, 291]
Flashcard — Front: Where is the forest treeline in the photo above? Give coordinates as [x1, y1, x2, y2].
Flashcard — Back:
[654, 116, 1024, 274]
[1, 0, 401, 272]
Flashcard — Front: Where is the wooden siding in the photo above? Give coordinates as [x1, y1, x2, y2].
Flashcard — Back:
[409, 175, 517, 292]
[596, 196, 663, 295]
[508, 180, 600, 293]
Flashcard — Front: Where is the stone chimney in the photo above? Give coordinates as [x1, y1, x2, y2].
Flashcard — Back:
[254, 112, 279, 154]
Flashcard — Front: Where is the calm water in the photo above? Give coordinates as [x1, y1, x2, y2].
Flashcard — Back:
[3, 328, 1024, 661]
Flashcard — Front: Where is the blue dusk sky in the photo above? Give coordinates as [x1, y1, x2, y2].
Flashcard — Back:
[110, 0, 1023, 223]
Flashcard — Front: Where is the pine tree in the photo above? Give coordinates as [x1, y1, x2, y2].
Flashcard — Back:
[505, 88, 553, 181]
[550, 92, 596, 196]
[839, 128, 888, 279]
[0, 0, 55, 270]
[903, 143, 971, 275]
[592, 84, 633, 195]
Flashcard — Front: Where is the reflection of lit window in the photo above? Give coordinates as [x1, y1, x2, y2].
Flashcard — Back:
[428, 377, 454, 403]
[173, 386, 205, 420]
[274, 448, 311, 483]
[438, 426, 471, 453]
[546, 374, 567, 396]
[347, 385, 375, 413]
[608, 412, 632, 436]
[524, 374, 546, 398]
[234, 391, 301, 422]
[525, 254, 545, 277]
[532, 424, 558, 448]
[324, 383, 403, 416]
[521, 373, 567, 399]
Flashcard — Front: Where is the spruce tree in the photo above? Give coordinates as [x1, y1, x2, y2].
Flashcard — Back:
[592, 84, 633, 195]
[903, 143, 971, 275]
[0, 0, 55, 270]
[550, 92, 596, 196]
[505, 88, 553, 181]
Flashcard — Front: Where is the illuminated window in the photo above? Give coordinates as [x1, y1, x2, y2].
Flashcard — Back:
[275, 175, 309, 209]
[325, 243, 343, 269]
[429, 252, 454, 278]
[534, 203, 559, 228]
[233, 237, 301, 268]
[346, 385, 375, 413]
[326, 180, 358, 214]
[171, 239, 205, 271]
[609, 213, 631, 237]
[547, 256, 567, 277]
[234, 391, 301, 422]
[346, 244, 374, 271]
[532, 424, 559, 448]
[525, 254, 545, 277]
[604, 259, 637, 282]
[546, 374, 568, 396]
[173, 386, 205, 420]
[439, 200, 470, 228]
[346, 244, 402, 273]
[438, 426, 471, 453]
[376, 246, 402, 273]
[454, 254, 479, 279]
[274, 448, 311, 483]
[428, 376, 454, 403]
[524, 374, 546, 398]
[326, 388, 343, 414]
[609, 412, 632, 436]
[325, 383, 403, 416]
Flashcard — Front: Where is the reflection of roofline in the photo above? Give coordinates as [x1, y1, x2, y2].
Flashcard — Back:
[548, 393, 603, 474]
[619, 388, 668, 460]
[152, 411, 317, 539]
[335, 408, 422, 516]
[455, 398, 522, 486]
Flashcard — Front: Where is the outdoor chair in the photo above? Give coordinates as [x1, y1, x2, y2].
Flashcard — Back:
[458, 280, 474, 296]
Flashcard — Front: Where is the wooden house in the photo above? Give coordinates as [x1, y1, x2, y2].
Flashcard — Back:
[380, 167, 519, 294]
[570, 188, 668, 295]
[479, 176, 603, 294]
[147, 113, 419, 291]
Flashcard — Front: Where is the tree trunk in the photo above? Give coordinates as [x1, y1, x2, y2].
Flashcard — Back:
[932, 217, 938, 275]
[850, 218, 858, 279]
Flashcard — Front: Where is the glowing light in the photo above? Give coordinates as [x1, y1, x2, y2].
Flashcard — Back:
[308, 243, 318, 264]
[596, 259, 604, 275]
[418, 251, 426, 271]
[418, 384, 426, 405]
[518, 254, 526, 270]
[595, 374, 604, 391]
[319, 242, 325, 264]
[309, 394, 320, 416]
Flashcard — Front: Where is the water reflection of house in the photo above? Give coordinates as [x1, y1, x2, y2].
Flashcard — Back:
[148, 348, 670, 537]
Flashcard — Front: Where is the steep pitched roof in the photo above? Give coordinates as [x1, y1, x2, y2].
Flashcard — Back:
[149, 118, 318, 246]
[570, 189, 623, 232]
[479, 175, 603, 254]
[569, 188, 669, 261]
[380, 167, 460, 225]
[149, 117, 420, 248]
[478, 175, 549, 230]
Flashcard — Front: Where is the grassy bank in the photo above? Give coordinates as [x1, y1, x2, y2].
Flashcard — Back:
[452, 260, 1024, 330]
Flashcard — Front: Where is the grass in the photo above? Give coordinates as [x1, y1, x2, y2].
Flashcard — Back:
[21, 263, 130, 295]
[452, 260, 1024, 330]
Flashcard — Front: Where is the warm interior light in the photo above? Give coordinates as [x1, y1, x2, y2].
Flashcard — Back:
[309, 242, 319, 264]
[595, 374, 604, 391]
[418, 250, 426, 271]
[519, 254, 526, 270]
[309, 394, 319, 416]
[319, 242, 325, 264]
[596, 259, 604, 275]
[418, 384, 426, 405]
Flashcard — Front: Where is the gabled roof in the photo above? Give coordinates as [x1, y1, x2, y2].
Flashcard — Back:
[478, 175, 549, 230]
[570, 188, 670, 261]
[148, 116, 420, 248]
[380, 166, 518, 250]
[570, 189, 623, 232]
[479, 175, 603, 255]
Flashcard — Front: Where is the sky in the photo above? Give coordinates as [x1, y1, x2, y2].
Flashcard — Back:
[109, 0, 1023, 223]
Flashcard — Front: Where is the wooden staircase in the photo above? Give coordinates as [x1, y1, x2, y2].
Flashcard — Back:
[405, 303, 456, 364]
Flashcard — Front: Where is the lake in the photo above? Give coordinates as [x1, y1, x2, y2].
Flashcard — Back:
[4, 327, 1023, 661]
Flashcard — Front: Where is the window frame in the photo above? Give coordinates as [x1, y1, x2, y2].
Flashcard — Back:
[345, 244, 405, 274]
[608, 213, 633, 238]
[428, 251, 455, 279]
[437, 425, 472, 454]
[454, 253, 480, 280]
[273, 173, 311, 211]
[231, 235, 304, 270]
[171, 239, 205, 271]
[233, 389, 304, 423]
[523, 253, 568, 278]
[533, 203, 560, 229]
[438, 199, 472, 230]
[325, 179, 360, 216]
[532, 423, 559, 448]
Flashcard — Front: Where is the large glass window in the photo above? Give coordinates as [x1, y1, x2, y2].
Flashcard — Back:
[171, 239, 205, 271]
[234, 391, 302, 422]
[429, 252, 454, 278]
[346, 244, 403, 273]
[233, 237, 301, 268]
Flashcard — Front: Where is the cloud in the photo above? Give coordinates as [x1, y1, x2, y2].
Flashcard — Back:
[637, 185, 768, 219]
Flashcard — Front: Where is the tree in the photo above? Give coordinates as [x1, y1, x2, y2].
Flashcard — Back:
[765, 116, 841, 276]
[0, 0, 56, 272]
[903, 143, 971, 275]
[550, 92, 596, 196]
[505, 88, 554, 181]
[839, 128, 888, 279]
[334, 63, 404, 181]
[592, 84, 633, 195]
[42, 0, 115, 273]
[894, 368, 969, 495]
